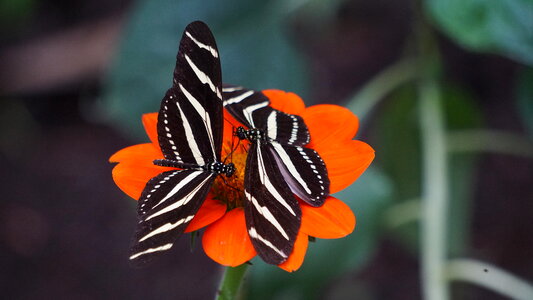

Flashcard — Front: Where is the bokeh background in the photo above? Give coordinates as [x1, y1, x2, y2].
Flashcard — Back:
[1, 0, 532, 299]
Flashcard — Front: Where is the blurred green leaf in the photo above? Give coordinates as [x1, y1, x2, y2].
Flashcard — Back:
[0, 0, 35, 33]
[424, 0, 533, 66]
[246, 167, 392, 300]
[516, 67, 533, 136]
[101, 0, 308, 138]
[372, 85, 420, 251]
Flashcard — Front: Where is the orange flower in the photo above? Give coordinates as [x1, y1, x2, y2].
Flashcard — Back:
[109, 90, 374, 272]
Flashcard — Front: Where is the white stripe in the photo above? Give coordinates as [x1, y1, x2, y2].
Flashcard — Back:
[255, 145, 296, 216]
[270, 143, 312, 195]
[129, 243, 173, 260]
[176, 101, 205, 166]
[248, 227, 287, 258]
[184, 54, 222, 99]
[179, 83, 217, 160]
[222, 86, 243, 92]
[223, 90, 254, 106]
[146, 174, 213, 221]
[185, 31, 218, 58]
[152, 171, 202, 209]
[245, 191, 289, 240]
[267, 111, 277, 140]
[139, 215, 195, 242]
[243, 101, 269, 128]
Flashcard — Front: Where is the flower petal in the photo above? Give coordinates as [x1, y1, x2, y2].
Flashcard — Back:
[263, 90, 306, 115]
[316, 140, 375, 193]
[300, 196, 356, 239]
[111, 160, 174, 200]
[142, 113, 159, 147]
[278, 230, 308, 272]
[109, 143, 161, 163]
[109, 143, 172, 200]
[301, 104, 360, 148]
[202, 208, 256, 266]
[185, 196, 226, 233]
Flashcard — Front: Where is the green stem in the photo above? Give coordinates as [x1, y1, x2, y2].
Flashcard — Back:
[345, 58, 419, 123]
[216, 264, 249, 300]
[447, 130, 533, 158]
[446, 258, 533, 300]
[419, 78, 449, 300]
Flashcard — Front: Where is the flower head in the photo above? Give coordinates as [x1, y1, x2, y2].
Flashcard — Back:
[110, 90, 374, 271]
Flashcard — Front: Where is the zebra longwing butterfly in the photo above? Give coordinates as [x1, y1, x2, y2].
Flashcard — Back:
[223, 87, 330, 264]
[129, 21, 235, 264]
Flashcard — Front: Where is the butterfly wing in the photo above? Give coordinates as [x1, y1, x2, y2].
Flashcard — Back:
[130, 21, 223, 265]
[158, 21, 223, 165]
[223, 87, 330, 205]
[244, 143, 301, 264]
[269, 143, 329, 206]
[130, 169, 215, 265]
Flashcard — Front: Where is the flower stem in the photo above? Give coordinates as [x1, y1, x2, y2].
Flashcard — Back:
[345, 58, 419, 123]
[446, 258, 533, 300]
[216, 264, 249, 300]
[447, 130, 533, 158]
[419, 78, 449, 300]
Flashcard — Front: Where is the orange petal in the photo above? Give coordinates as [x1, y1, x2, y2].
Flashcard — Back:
[109, 143, 162, 163]
[278, 230, 309, 272]
[185, 196, 226, 233]
[316, 140, 375, 193]
[301, 104, 360, 148]
[263, 90, 306, 115]
[111, 162, 174, 200]
[300, 196, 356, 239]
[142, 113, 159, 147]
[110, 143, 173, 200]
[202, 208, 256, 266]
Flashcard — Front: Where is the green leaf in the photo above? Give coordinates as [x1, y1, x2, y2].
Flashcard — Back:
[424, 0, 533, 66]
[246, 167, 392, 300]
[516, 67, 533, 136]
[100, 0, 308, 138]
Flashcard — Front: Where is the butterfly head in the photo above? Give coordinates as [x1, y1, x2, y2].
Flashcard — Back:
[235, 126, 247, 140]
[235, 126, 263, 142]
[225, 162, 236, 177]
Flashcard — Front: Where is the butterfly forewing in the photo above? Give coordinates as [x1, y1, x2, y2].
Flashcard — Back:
[244, 143, 301, 264]
[130, 170, 215, 265]
[222, 86, 269, 129]
[158, 21, 223, 164]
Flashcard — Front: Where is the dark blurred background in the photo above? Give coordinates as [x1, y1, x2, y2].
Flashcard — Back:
[1, 0, 532, 299]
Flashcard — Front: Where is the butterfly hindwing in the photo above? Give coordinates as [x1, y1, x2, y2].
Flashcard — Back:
[158, 21, 223, 164]
[244, 143, 301, 264]
[130, 169, 215, 265]
[269, 143, 329, 206]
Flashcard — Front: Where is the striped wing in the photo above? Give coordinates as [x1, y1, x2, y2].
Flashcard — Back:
[158, 21, 223, 165]
[130, 169, 215, 265]
[244, 143, 301, 264]
[223, 86, 310, 146]
[269, 143, 329, 206]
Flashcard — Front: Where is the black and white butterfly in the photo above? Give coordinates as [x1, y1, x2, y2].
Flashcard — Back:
[223, 87, 330, 264]
[129, 21, 235, 265]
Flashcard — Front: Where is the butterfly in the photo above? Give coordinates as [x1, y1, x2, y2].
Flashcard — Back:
[222, 87, 330, 264]
[128, 21, 235, 265]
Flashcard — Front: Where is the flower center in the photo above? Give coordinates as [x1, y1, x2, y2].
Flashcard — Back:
[211, 145, 247, 209]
